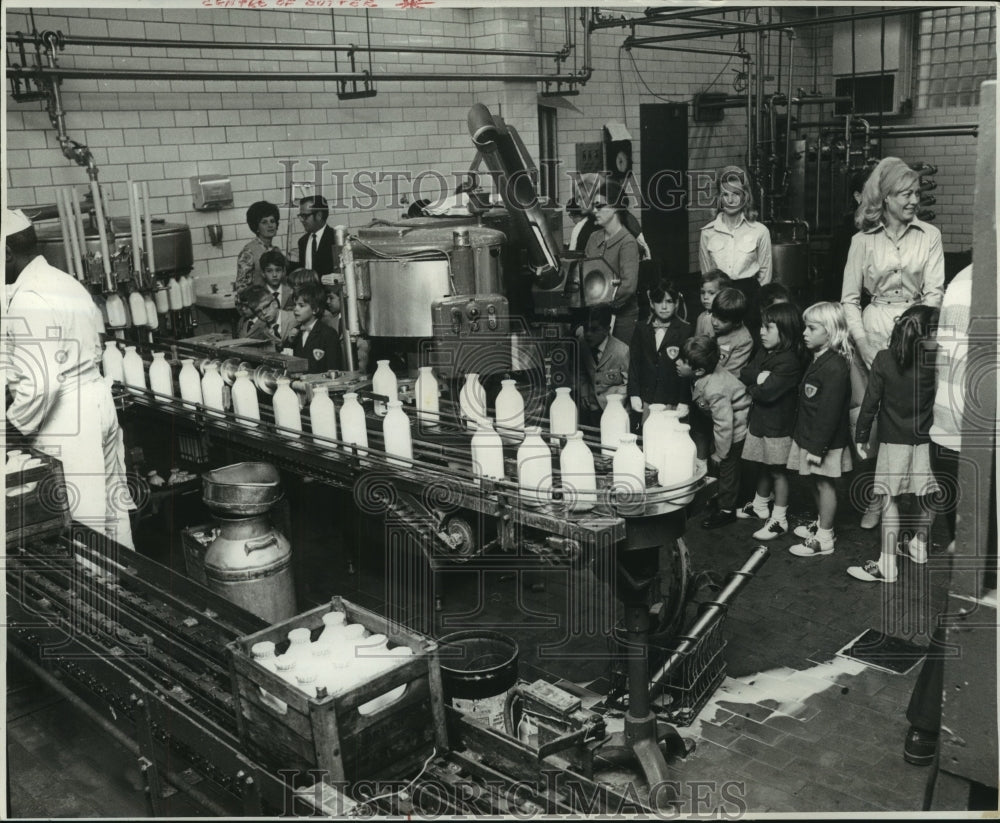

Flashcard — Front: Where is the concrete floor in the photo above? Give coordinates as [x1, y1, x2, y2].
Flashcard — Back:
[7, 471, 996, 816]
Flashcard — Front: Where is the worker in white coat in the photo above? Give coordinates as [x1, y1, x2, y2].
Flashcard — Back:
[4, 208, 135, 549]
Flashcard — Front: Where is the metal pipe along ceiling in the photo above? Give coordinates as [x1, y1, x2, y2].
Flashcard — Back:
[623, 6, 927, 46]
[9, 66, 591, 83]
[6, 32, 568, 61]
[6, 17, 592, 86]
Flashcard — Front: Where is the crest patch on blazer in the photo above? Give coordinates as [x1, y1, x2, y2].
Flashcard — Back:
[312, 348, 325, 361]
[666, 346, 679, 360]
[804, 383, 818, 398]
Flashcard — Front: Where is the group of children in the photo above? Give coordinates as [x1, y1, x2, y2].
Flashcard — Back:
[235, 249, 343, 374]
[623, 269, 942, 581]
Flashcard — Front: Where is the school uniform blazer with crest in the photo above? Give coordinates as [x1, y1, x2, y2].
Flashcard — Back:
[581, 335, 630, 411]
[627, 317, 693, 406]
[290, 320, 343, 374]
[298, 224, 339, 276]
[740, 347, 805, 438]
[791, 349, 851, 456]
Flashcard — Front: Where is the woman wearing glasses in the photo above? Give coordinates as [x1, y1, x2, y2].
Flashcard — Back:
[235, 200, 285, 293]
[584, 179, 641, 346]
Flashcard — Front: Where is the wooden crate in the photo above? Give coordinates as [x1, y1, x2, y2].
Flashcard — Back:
[5, 449, 71, 546]
[227, 596, 449, 783]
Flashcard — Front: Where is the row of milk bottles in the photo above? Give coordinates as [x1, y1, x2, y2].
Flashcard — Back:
[99, 276, 194, 330]
[101, 344, 376, 458]
[251, 609, 412, 715]
[102, 349, 697, 495]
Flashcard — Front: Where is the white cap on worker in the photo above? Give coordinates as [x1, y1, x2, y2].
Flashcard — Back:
[3, 209, 33, 239]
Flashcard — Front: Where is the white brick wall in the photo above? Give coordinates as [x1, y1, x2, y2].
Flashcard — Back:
[4, 5, 984, 289]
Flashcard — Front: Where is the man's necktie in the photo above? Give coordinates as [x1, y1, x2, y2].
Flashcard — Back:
[311, 234, 319, 262]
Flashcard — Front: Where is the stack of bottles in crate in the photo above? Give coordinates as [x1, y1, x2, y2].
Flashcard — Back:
[250, 606, 412, 714]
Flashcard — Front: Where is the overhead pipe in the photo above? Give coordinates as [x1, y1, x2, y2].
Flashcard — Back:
[10, 65, 592, 84]
[624, 6, 927, 46]
[37, 31, 98, 180]
[592, 6, 735, 30]
[6, 31, 568, 61]
[626, 44, 750, 58]
[792, 95, 854, 106]
[793, 121, 977, 138]
[873, 128, 978, 139]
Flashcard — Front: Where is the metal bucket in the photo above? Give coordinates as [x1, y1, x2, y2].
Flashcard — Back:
[201, 462, 282, 517]
[437, 630, 519, 732]
[203, 514, 296, 623]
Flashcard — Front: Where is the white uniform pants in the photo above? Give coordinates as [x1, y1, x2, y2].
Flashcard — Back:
[33, 378, 135, 549]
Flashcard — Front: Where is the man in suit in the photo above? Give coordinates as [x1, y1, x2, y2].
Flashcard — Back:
[297, 195, 346, 363]
[578, 304, 629, 426]
[297, 195, 337, 276]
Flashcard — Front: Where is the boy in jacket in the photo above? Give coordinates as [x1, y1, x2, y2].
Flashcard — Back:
[678, 335, 751, 529]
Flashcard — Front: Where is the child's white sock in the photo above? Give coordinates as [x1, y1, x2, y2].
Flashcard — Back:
[816, 526, 835, 545]
[878, 551, 898, 578]
[772, 504, 788, 522]
[752, 493, 770, 516]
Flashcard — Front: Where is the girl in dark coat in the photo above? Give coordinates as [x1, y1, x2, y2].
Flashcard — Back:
[737, 302, 806, 540]
[847, 305, 940, 584]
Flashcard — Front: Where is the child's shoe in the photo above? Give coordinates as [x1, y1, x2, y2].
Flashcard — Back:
[860, 497, 883, 530]
[847, 559, 898, 583]
[736, 500, 770, 520]
[753, 517, 787, 541]
[701, 509, 737, 530]
[789, 534, 835, 557]
[903, 536, 928, 565]
[792, 520, 819, 540]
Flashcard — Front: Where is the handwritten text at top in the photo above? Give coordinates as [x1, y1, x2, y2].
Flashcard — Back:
[201, 0, 434, 9]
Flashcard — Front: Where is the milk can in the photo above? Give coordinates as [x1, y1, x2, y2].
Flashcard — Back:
[204, 514, 296, 624]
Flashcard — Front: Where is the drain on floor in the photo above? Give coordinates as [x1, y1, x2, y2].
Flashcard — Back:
[836, 629, 928, 675]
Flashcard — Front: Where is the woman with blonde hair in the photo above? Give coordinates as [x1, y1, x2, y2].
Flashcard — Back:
[699, 165, 772, 340]
[840, 156, 944, 528]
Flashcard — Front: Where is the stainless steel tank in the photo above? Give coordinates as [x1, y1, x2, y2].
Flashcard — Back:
[35, 216, 194, 276]
[352, 220, 505, 338]
[771, 241, 810, 291]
